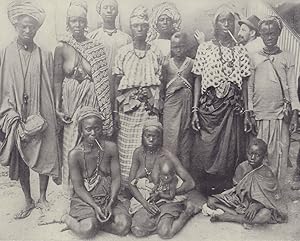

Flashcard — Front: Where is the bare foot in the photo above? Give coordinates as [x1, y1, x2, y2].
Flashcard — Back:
[291, 181, 300, 190]
[210, 215, 221, 223]
[14, 200, 35, 219]
[36, 199, 50, 211]
[185, 201, 201, 216]
[38, 212, 66, 226]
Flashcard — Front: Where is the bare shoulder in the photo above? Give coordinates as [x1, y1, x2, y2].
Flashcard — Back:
[68, 146, 83, 165]
[103, 140, 117, 154]
[133, 146, 143, 159]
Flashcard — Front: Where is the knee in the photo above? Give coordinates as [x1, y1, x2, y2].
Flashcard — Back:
[207, 196, 217, 209]
[131, 226, 149, 237]
[254, 208, 272, 224]
[79, 219, 98, 239]
[114, 214, 131, 236]
[157, 223, 173, 239]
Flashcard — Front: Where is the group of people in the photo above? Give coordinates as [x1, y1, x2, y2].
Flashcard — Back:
[0, 0, 298, 239]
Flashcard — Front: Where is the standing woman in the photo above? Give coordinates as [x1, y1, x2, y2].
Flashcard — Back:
[0, 0, 61, 218]
[54, 0, 113, 195]
[147, 2, 181, 61]
[191, 7, 251, 194]
[113, 6, 162, 185]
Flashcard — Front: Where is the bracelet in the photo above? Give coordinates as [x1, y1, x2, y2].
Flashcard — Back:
[192, 106, 200, 113]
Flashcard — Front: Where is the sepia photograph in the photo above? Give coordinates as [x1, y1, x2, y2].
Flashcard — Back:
[0, 0, 299, 240]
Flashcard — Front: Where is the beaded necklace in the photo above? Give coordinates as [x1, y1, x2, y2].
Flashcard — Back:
[143, 147, 160, 177]
[217, 41, 235, 77]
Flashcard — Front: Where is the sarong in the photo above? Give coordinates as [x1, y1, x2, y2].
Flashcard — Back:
[255, 119, 289, 184]
[191, 84, 246, 193]
[69, 174, 129, 221]
[163, 87, 192, 167]
[132, 201, 185, 234]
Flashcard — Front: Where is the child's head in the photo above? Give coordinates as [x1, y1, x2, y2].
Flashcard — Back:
[77, 107, 103, 145]
[159, 161, 176, 184]
[171, 32, 187, 58]
[247, 138, 267, 169]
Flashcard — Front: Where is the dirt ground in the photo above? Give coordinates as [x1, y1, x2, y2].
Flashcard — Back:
[1, 138, 300, 241]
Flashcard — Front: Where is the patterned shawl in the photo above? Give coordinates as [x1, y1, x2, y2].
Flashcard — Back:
[61, 35, 113, 136]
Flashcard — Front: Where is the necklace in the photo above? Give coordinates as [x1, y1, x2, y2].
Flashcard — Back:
[217, 41, 235, 77]
[143, 148, 160, 177]
[103, 28, 117, 36]
[82, 142, 104, 179]
[133, 44, 149, 59]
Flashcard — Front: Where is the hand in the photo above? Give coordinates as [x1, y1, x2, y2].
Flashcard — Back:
[56, 110, 72, 125]
[244, 111, 257, 135]
[191, 112, 201, 131]
[289, 110, 299, 134]
[94, 206, 107, 223]
[103, 202, 112, 221]
[194, 30, 205, 45]
[244, 203, 260, 222]
[144, 202, 160, 216]
[147, 192, 160, 203]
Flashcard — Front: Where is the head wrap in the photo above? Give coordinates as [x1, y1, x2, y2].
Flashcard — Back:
[7, 0, 46, 27]
[77, 106, 103, 125]
[147, 2, 181, 42]
[96, 0, 118, 16]
[143, 119, 163, 133]
[130, 5, 149, 25]
[213, 4, 236, 25]
[67, 0, 87, 18]
[258, 16, 283, 32]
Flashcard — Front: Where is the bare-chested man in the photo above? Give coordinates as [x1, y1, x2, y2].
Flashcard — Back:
[129, 119, 197, 239]
[62, 106, 131, 239]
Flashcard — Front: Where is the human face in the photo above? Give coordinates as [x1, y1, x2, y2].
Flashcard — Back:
[260, 22, 280, 48]
[215, 12, 235, 37]
[247, 144, 265, 169]
[131, 22, 149, 40]
[157, 14, 173, 35]
[171, 38, 186, 58]
[68, 16, 86, 38]
[15, 15, 39, 44]
[142, 127, 161, 150]
[100, 0, 118, 22]
[238, 24, 251, 45]
[81, 117, 103, 145]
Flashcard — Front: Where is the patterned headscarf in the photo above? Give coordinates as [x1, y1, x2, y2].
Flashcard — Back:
[96, 0, 118, 16]
[213, 4, 236, 26]
[130, 5, 149, 25]
[143, 119, 163, 133]
[258, 16, 283, 32]
[147, 2, 181, 42]
[7, 0, 46, 27]
[67, 0, 88, 18]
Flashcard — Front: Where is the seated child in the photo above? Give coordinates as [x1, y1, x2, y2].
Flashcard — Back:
[206, 138, 288, 226]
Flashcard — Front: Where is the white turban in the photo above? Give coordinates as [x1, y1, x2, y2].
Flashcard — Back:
[7, 0, 46, 27]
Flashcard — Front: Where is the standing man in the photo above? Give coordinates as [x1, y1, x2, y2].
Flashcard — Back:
[0, 0, 61, 219]
[88, 0, 132, 111]
[238, 15, 264, 55]
[246, 16, 300, 185]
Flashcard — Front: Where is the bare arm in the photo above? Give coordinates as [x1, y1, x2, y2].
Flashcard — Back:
[242, 76, 249, 110]
[128, 149, 148, 208]
[53, 43, 65, 112]
[108, 143, 121, 205]
[191, 76, 202, 131]
[167, 151, 195, 195]
[113, 74, 122, 113]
